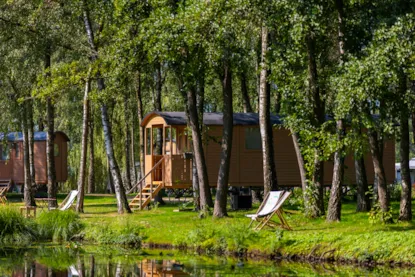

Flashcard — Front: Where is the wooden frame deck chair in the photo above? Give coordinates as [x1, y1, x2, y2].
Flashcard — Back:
[246, 191, 291, 231]
[58, 190, 79, 211]
[0, 187, 8, 205]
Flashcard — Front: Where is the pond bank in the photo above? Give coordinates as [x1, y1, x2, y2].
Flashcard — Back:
[144, 242, 415, 269]
[2, 244, 415, 276]
[5, 195, 415, 268]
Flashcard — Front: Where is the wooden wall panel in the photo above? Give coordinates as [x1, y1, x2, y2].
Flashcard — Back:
[273, 129, 302, 186]
[324, 140, 395, 185]
[35, 141, 47, 183]
[12, 142, 23, 183]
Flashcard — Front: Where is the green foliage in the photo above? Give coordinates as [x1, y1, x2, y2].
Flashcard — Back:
[36, 210, 84, 242]
[174, 222, 259, 254]
[388, 182, 402, 201]
[287, 187, 305, 212]
[0, 206, 37, 245]
[85, 218, 145, 248]
[369, 203, 394, 224]
[35, 246, 79, 270]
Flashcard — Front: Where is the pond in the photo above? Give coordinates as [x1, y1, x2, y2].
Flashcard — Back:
[0, 245, 414, 276]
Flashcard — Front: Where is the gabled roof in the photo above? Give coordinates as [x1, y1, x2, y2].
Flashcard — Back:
[0, 131, 70, 142]
[142, 112, 283, 127]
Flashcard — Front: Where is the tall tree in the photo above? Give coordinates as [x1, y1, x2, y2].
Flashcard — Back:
[22, 102, 35, 207]
[45, 49, 58, 209]
[123, 92, 132, 191]
[87, 115, 95, 194]
[82, 0, 131, 213]
[213, 61, 233, 217]
[398, 72, 411, 221]
[259, 25, 278, 196]
[76, 70, 91, 213]
[307, 30, 325, 217]
[135, 72, 145, 181]
[327, 0, 347, 222]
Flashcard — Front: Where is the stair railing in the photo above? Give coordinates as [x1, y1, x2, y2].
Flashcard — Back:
[127, 156, 166, 195]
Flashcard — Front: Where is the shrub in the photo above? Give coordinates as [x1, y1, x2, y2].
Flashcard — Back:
[388, 182, 402, 201]
[0, 206, 37, 245]
[225, 224, 258, 253]
[36, 210, 84, 242]
[85, 219, 144, 248]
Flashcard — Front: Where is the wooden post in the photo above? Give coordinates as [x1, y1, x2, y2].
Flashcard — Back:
[163, 126, 166, 155]
[170, 126, 173, 155]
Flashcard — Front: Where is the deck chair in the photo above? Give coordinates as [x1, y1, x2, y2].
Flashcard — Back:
[56, 190, 79, 211]
[246, 191, 291, 231]
[0, 187, 8, 205]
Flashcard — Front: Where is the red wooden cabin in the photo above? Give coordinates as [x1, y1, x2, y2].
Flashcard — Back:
[0, 131, 69, 189]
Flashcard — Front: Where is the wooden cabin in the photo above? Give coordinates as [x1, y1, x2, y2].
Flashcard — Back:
[0, 131, 69, 189]
[129, 112, 395, 210]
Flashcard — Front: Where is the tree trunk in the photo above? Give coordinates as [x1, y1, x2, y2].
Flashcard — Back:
[307, 30, 325, 217]
[89, 255, 95, 277]
[240, 71, 253, 113]
[88, 109, 95, 194]
[355, 155, 370, 212]
[46, 98, 57, 208]
[131, 125, 136, 184]
[368, 129, 389, 212]
[399, 73, 411, 221]
[44, 49, 58, 209]
[83, 0, 131, 213]
[153, 63, 165, 205]
[28, 100, 36, 197]
[155, 62, 162, 111]
[22, 103, 35, 207]
[213, 63, 233, 218]
[259, 26, 278, 197]
[135, 72, 145, 180]
[292, 131, 307, 202]
[187, 87, 213, 209]
[327, 0, 347, 222]
[77, 255, 85, 277]
[192, 157, 200, 210]
[76, 71, 91, 213]
[101, 101, 131, 213]
[124, 93, 132, 190]
[327, 120, 345, 222]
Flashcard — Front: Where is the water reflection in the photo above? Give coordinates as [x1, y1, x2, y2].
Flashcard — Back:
[10, 259, 188, 277]
[1, 246, 415, 276]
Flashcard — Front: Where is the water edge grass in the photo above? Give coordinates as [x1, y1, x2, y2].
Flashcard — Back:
[4, 194, 415, 265]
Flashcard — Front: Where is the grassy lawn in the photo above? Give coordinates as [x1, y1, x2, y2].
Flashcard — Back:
[5, 194, 415, 264]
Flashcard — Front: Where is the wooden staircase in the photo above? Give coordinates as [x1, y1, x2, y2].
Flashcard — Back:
[127, 156, 165, 211]
[129, 181, 163, 210]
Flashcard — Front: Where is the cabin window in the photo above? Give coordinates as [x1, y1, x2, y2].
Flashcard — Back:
[245, 128, 261, 150]
[54, 143, 60, 157]
[146, 128, 151, 155]
[0, 145, 10, 161]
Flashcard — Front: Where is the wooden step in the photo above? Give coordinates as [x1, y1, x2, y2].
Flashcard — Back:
[129, 182, 163, 211]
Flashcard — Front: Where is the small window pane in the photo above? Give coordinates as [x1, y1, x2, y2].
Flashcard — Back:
[146, 128, 151, 155]
[245, 128, 261, 150]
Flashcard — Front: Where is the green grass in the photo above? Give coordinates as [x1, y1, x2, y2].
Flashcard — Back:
[5, 194, 415, 263]
[36, 210, 84, 242]
[0, 206, 37, 245]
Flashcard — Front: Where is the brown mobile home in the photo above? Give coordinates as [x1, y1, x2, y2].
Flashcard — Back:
[129, 112, 395, 209]
[0, 131, 69, 188]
